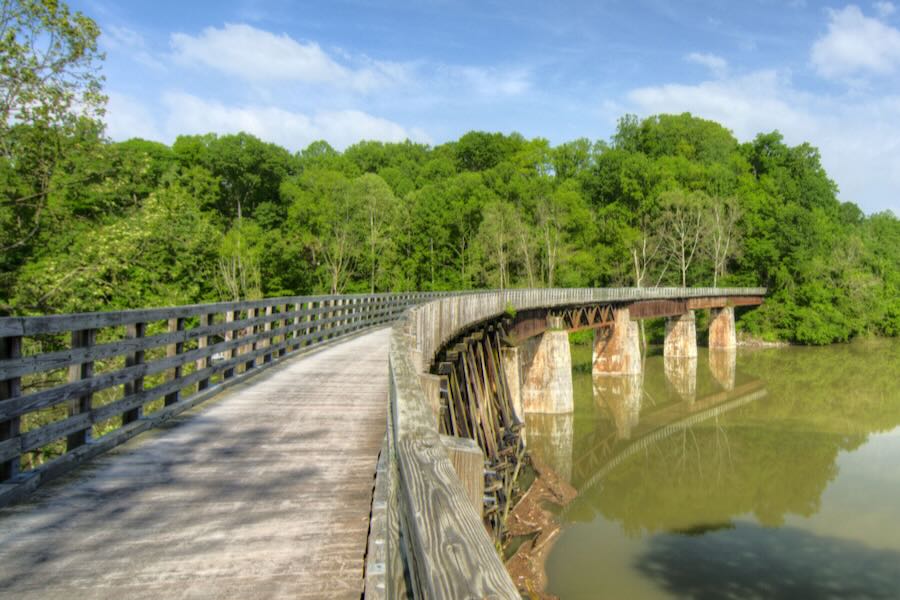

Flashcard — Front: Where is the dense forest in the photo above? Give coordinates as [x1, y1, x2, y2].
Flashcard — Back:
[2, 1, 899, 344]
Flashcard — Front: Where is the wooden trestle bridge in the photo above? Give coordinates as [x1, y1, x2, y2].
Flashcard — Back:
[0, 287, 764, 599]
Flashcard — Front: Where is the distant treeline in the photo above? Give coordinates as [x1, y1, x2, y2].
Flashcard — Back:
[2, 114, 898, 344]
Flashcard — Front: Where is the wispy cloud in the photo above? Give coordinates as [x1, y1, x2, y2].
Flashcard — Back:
[447, 66, 532, 97]
[685, 52, 728, 78]
[101, 24, 166, 71]
[875, 1, 896, 17]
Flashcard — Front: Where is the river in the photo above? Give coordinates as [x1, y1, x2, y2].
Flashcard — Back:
[525, 339, 900, 599]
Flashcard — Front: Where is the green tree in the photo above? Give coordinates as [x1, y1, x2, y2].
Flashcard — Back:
[283, 169, 362, 294]
[0, 0, 105, 271]
[352, 173, 399, 293]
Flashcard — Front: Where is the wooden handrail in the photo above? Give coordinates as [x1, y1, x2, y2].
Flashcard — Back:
[0, 292, 445, 505]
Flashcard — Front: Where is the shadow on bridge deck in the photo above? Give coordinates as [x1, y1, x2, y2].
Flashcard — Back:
[0, 328, 391, 600]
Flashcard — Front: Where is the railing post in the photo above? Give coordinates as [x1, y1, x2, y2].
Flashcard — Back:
[123, 322, 146, 424]
[263, 305, 274, 364]
[164, 318, 186, 406]
[197, 314, 212, 391]
[224, 310, 236, 379]
[67, 329, 96, 450]
[245, 308, 257, 372]
[327, 299, 335, 339]
[0, 335, 22, 481]
[279, 304, 289, 357]
[292, 302, 302, 351]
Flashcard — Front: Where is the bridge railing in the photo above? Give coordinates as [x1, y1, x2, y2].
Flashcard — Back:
[0, 292, 444, 505]
[374, 286, 765, 599]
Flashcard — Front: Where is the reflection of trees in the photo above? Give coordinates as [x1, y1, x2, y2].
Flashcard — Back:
[574, 410, 853, 537]
[561, 340, 900, 536]
[737, 341, 900, 437]
[637, 522, 900, 599]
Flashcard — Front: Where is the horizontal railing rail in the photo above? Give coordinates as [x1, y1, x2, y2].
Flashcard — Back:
[373, 286, 765, 599]
[0, 292, 446, 505]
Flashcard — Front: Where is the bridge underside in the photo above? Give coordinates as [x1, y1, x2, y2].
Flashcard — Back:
[0, 329, 390, 600]
[506, 295, 765, 341]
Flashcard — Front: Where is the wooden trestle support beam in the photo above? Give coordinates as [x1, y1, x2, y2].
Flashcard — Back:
[434, 324, 525, 542]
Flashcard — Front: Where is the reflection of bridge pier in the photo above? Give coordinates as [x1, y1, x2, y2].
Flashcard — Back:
[525, 412, 574, 482]
[709, 349, 737, 391]
[593, 374, 643, 440]
[665, 356, 698, 402]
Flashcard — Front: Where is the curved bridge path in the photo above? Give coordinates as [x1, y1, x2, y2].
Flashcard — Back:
[0, 329, 390, 600]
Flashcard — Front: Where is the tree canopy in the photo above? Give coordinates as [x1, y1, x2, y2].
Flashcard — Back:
[0, 3, 897, 344]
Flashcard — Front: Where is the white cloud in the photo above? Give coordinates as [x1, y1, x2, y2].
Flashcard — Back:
[811, 5, 900, 80]
[160, 92, 429, 150]
[105, 92, 161, 141]
[625, 70, 900, 213]
[170, 23, 406, 92]
[685, 52, 728, 78]
[875, 1, 896, 17]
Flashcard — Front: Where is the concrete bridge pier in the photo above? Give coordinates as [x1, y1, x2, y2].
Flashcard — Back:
[521, 316, 574, 414]
[664, 311, 698, 402]
[709, 307, 737, 350]
[592, 307, 641, 375]
[664, 310, 698, 359]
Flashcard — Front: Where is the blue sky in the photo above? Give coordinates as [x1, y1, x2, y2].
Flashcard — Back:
[75, 0, 900, 213]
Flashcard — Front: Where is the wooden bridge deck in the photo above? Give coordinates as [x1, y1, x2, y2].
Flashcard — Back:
[0, 328, 391, 600]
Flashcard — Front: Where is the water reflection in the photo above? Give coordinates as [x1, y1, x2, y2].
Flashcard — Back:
[525, 412, 574, 482]
[540, 339, 900, 599]
[592, 374, 643, 440]
[637, 522, 900, 599]
[708, 349, 736, 391]
[664, 356, 697, 402]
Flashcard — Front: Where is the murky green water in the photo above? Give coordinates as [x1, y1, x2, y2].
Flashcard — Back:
[527, 339, 900, 599]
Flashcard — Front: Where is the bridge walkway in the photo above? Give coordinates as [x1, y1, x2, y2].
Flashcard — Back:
[0, 328, 390, 600]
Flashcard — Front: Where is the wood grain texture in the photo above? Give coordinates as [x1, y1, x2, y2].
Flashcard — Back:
[0, 329, 392, 600]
